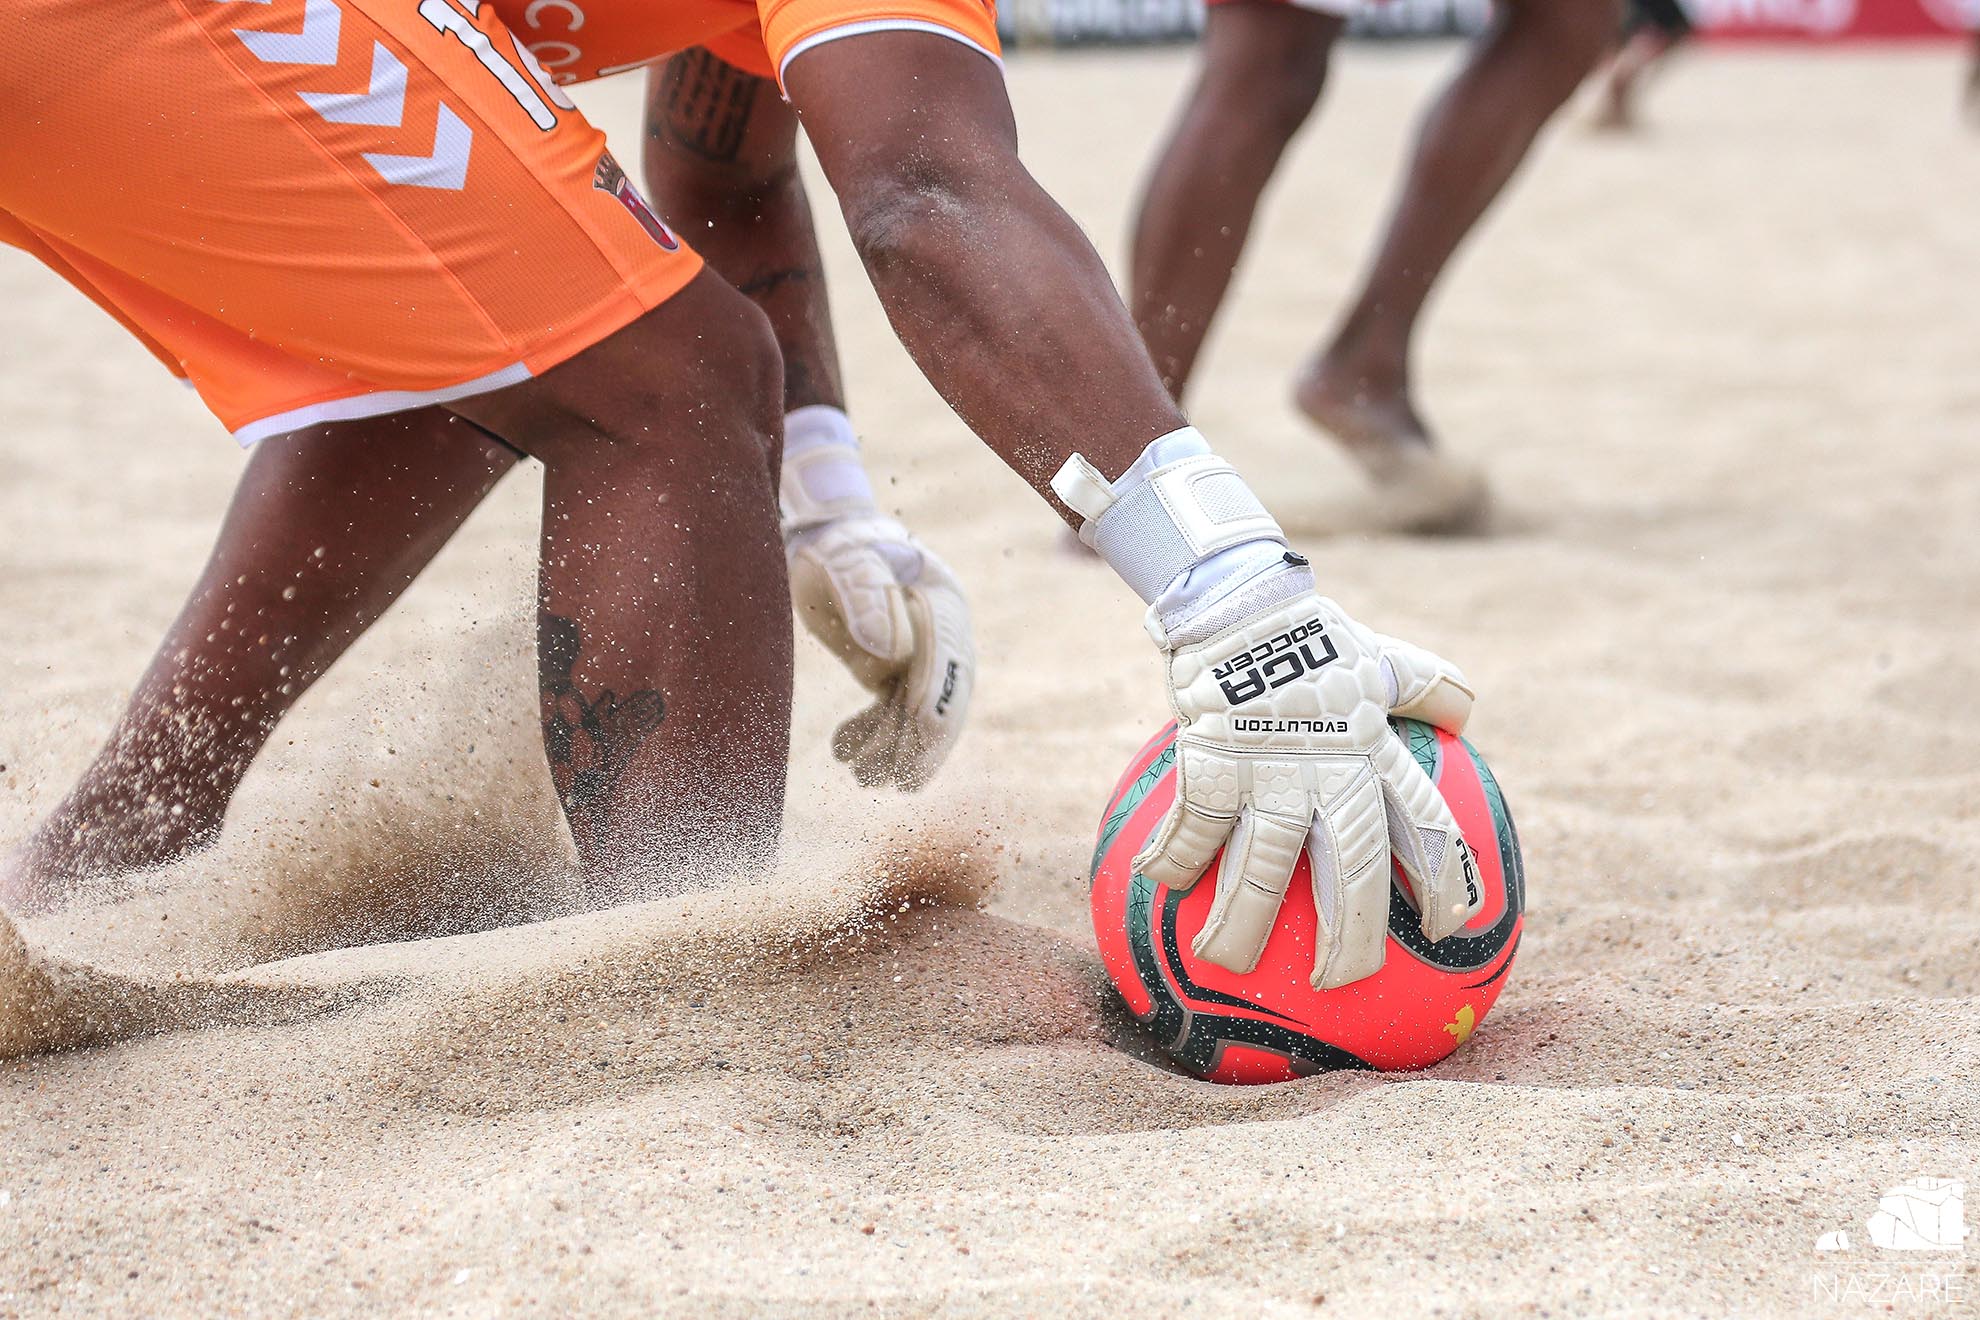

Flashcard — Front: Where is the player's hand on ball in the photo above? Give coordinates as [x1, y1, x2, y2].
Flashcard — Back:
[785, 515, 975, 790]
[1139, 593, 1481, 989]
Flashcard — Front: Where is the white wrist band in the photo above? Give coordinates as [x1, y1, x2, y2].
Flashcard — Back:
[781, 406, 876, 530]
[1051, 428, 1289, 605]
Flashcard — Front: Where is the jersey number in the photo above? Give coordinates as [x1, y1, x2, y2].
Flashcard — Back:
[418, 0, 567, 130]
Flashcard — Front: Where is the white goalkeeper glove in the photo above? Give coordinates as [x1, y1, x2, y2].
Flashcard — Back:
[1055, 428, 1481, 989]
[781, 407, 975, 790]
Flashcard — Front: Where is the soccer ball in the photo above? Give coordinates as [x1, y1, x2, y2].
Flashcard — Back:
[1089, 718, 1525, 1084]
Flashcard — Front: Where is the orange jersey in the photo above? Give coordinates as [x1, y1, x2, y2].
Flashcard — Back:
[493, 0, 1001, 86]
[0, 0, 1000, 444]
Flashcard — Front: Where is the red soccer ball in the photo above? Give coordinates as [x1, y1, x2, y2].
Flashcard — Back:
[1089, 718, 1525, 1084]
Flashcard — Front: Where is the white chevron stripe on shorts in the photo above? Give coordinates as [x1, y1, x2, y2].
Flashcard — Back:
[212, 0, 475, 192]
[231, 0, 343, 65]
[362, 103, 473, 190]
[300, 42, 409, 127]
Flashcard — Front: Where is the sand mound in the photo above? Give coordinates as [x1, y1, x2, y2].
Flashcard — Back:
[1, 906, 382, 1058]
[367, 828, 1112, 1117]
[3, 50, 1978, 1318]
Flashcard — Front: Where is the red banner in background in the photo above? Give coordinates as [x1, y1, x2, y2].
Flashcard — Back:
[1692, 0, 1976, 38]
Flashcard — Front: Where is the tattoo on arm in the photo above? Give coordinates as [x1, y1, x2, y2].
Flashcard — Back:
[651, 48, 763, 163]
[539, 612, 667, 849]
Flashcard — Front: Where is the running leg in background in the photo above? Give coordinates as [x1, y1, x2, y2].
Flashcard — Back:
[2, 410, 517, 913]
[1592, 29, 1682, 131]
[1294, 0, 1617, 474]
[1592, 0, 1692, 130]
[1131, 3, 1342, 400]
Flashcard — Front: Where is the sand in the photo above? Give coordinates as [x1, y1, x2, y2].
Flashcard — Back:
[2, 45, 1977, 1318]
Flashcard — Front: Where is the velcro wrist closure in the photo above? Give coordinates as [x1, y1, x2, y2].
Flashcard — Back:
[780, 441, 877, 530]
[1050, 454, 1115, 527]
[1089, 455, 1287, 603]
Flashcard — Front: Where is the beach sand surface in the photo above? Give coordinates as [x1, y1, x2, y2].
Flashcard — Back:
[1, 46, 1976, 1318]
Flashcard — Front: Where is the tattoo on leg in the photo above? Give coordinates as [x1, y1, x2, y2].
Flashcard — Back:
[736, 267, 814, 299]
[539, 612, 667, 848]
[652, 48, 762, 162]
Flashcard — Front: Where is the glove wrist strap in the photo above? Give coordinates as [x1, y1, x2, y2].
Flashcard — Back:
[1050, 427, 1294, 612]
[781, 405, 878, 532]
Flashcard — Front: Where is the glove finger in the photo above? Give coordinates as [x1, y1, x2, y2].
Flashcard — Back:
[889, 586, 974, 790]
[1192, 807, 1311, 976]
[844, 696, 912, 788]
[1309, 767, 1393, 990]
[832, 703, 892, 766]
[1378, 642, 1474, 734]
[1372, 733, 1481, 941]
[1131, 752, 1235, 892]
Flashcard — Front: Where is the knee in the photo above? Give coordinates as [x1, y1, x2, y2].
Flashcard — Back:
[1211, 54, 1332, 143]
[704, 296, 784, 484]
[1197, 16, 1336, 142]
[574, 286, 784, 482]
[1251, 61, 1330, 142]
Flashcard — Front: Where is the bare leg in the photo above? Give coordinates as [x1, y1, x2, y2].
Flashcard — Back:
[3, 411, 516, 912]
[1297, 0, 1617, 474]
[453, 272, 792, 887]
[6, 274, 791, 914]
[1130, 4, 1342, 400]
[645, 50, 846, 412]
[1593, 27, 1681, 131]
[1965, 30, 1980, 126]
[644, 56, 987, 796]
[785, 34, 1186, 509]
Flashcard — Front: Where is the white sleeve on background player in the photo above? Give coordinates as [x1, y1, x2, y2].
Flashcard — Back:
[780, 405, 975, 790]
[1054, 427, 1480, 989]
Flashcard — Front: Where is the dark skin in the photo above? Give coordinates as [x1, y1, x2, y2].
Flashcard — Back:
[643, 42, 1191, 488]
[463, 280, 793, 881]
[1132, 0, 1617, 460]
[10, 411, 519, 886]
[12, 53, 837, 909]
[5, 272, 793, 911]
[785, 34, 1186, 502]
[5, 33, 1193, 913]
[644, 49, 847, 415]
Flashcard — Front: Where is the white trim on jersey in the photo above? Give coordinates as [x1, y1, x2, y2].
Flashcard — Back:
[230, 361, 534, 446]
[777, 19, 1003, 91]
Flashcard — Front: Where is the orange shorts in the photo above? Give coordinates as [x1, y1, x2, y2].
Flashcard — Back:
[1, 0, 1001, 444]
[1, 0, 706, 444]
[496, 0, 1002, 88]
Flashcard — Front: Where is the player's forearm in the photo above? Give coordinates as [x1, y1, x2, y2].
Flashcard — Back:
[787, 41, 1184, 513]
[851, 174, 1178, 506]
